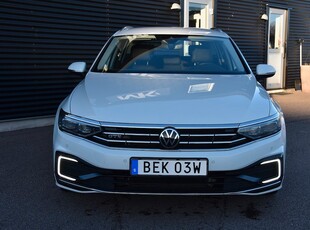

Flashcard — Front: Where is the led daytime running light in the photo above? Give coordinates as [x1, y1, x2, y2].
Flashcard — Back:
[260, 159, 281, 184]
[57, 156, 78, 181]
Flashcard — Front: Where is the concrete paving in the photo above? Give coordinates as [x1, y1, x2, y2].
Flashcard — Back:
[0, 91, 310, 230]
[271, 90, 310, 123]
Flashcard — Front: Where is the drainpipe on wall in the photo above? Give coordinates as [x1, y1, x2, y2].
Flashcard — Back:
[299, 38, 304, 66]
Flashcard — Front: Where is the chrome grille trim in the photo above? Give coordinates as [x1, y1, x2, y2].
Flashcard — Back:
[213, 138, 247, 144]
[103, 132, 159, 137]
[125, 133, 159, 137]
[93, 136, 127, 143]
[180, 134, 214, 137]
[93, 136, 160, 144]
[99, 122, 239, 129]
[88, 124, 251, 149]
[126, 140, 159, 144]
[214, 133, 237, 137]
[103, 132, 124, 135]
[180, 141, 213, 144]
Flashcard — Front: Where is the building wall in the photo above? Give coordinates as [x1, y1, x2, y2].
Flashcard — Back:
[286, 0, 310, 87]
[216, 0, 310, 88]
[0, 0, 179, 121]
[1, 0, 309, 121]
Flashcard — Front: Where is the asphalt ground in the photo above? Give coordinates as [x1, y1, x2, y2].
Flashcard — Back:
[0, 91, 310, 230]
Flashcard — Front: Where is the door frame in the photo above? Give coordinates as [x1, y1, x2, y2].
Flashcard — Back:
[265, 5, 290, 89]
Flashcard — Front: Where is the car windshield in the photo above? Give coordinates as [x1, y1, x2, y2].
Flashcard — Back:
[94, 35, 247, 74]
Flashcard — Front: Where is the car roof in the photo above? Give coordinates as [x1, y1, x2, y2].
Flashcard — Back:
[113, 27, 229, 38]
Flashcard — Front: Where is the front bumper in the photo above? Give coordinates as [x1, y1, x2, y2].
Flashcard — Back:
[53, 114, 286, 195]
[55, 151, 284, 195]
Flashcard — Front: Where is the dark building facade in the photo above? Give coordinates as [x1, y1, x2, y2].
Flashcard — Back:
[0, 0, 309, 121]
[215, 0, 310, 90]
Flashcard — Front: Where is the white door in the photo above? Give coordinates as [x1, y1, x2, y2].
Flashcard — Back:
[184, 0, 214, 29]
[266, 8, 287, 89]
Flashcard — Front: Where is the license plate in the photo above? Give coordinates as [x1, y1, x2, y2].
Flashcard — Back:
[130, 159, 208, 176]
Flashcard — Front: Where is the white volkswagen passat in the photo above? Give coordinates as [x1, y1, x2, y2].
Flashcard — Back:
[53, 27, 286, 195]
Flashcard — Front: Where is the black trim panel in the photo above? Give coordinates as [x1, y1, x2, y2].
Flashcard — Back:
[55, 152, 284, 194]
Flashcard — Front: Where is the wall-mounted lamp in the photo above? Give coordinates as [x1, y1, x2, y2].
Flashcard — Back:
[261, 14, 268, 21]
[171, 3, 181, 11]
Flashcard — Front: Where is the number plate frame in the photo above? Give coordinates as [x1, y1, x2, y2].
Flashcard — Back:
[130, 158, 208, 176]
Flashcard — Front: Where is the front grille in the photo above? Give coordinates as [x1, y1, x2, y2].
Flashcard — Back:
[88, 124, 251, 149]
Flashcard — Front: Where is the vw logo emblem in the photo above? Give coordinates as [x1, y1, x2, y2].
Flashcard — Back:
[159, 128, 180, 149]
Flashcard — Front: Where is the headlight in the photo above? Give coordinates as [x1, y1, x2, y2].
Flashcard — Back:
[58, 109, 101, 137]
[237, 114, 282, 140]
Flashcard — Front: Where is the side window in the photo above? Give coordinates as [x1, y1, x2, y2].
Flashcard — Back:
[214, 40, 245, 72]
[223, 40, 245, 72]
[108, 39, 129, 71]
[215, 43, 232, 71]
[97, 38, 129, 72]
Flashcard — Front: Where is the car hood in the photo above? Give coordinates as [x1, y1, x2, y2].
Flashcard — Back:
[69, 72, 271, 125]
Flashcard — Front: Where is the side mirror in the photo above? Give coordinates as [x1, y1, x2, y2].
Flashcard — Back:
[256, 64, 276, 79]
[68, 62, 86, 74]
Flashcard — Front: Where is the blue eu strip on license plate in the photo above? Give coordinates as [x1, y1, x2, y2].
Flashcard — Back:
[131, 159, 139, 175]
[130, 158, 208, 176]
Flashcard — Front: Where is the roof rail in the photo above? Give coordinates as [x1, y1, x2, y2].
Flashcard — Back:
[210, 28, 223, 32]
[121, 26, 134, 31]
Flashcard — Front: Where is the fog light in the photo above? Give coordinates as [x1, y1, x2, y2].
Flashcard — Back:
[260, 159, 281, 184]
[57, 156, 78, 181]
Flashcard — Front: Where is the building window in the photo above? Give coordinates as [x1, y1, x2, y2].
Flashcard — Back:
[184, 0, 214, 29]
